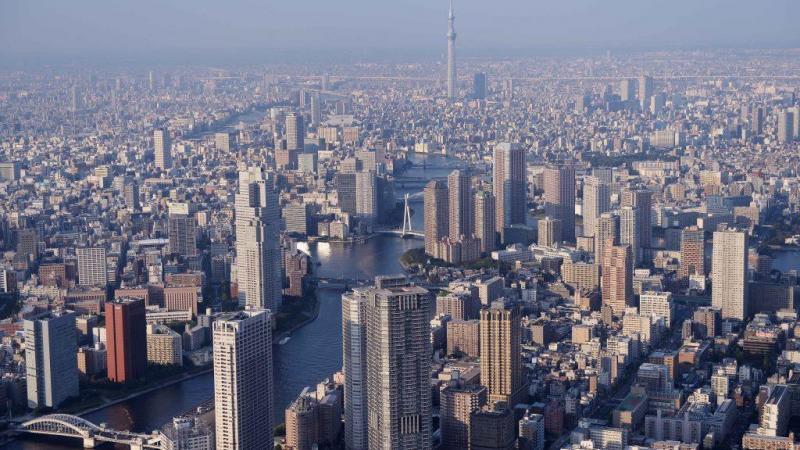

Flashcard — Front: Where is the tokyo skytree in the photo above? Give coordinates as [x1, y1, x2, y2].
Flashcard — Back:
[447, 0, 457, 100]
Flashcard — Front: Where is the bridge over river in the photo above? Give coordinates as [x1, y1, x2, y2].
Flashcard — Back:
[17, 414, 162, 449]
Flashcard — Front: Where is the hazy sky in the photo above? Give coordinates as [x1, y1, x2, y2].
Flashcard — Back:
[2, 0, 799, 62]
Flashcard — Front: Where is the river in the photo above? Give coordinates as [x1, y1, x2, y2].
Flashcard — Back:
[10, 152, 458, 449]
[12, 151, 800, 448]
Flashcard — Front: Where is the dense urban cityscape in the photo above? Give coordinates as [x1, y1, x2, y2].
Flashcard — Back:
[1, 1, 800, 450]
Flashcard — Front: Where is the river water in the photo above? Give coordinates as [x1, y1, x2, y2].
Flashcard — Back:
[11, 149, 800, 448]
[10, 152, 457, 449]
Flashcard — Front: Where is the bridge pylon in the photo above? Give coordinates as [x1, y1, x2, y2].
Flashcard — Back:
[401, 193, 413, 237]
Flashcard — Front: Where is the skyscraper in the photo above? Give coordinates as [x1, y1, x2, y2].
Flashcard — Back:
[638, 75, 654, 108]
[286, 111, 305, 152]
[342, 288, 369, 450]
[679, 226, 705, 284]
[448, 170, 472, 239]
[106, 298, 147, 383]
[778, 110, 795, 143]
[544, 165, 576, 242]
[355, 170, 378, 222]
[601, 244, 633, 317]
[366, 278, 432, 450]
[594, 213, 619, 264]
[480, 300, 526, 406]
[493, 143, 526, 234]
[424, 180, 449, 256]
[154, 128, 172, 170]
[582, 177, 610, 238]
[167, 202, 197, 257]
[77, 246, 108, 287]
[310, 93, 322, 127]
[299, 89, 308, 109]
[235, 167, 282, 310]
[751, 106, 765, 135]
[336, 172, 358, 215]
[503, 79, 514, 103]
[237, 218, 282, 310]
[446, 0, 457, 100]
[621, 189, 652, 250]
[474, 190, 497, 254]
[473, 72, 487, 100]
[25, 311, 79, 408]
[620, 79, 636, 102]
[123, 179, 140, 211]
[619, 206, 640, 265]
[70, 85, 80, 112]
[712, 230, 748, 320]
[213, 308, 273, 450]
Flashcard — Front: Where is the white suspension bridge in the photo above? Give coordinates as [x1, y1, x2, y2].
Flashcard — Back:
[375, 193, 424, 238]
[16, 414, 163, 449]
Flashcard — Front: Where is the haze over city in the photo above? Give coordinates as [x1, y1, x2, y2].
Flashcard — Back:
[1, 1, 800, 450]
[2, 0, 800, 63]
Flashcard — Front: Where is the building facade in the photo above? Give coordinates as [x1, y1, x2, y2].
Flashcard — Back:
[342, 288, 368, 450]
[213, 308, 273, 450]
[583, 176, 610, 239]
[424, 180, 449, 257]
[365, 279, 432, 450]
[544, 165, 576, 242]
[493, 143, 526, 235]
[106, 298, 147, 383]
[235, 167, 282, 310]
[25, 311, 79, 408]
[711, 230, 748, 320]
[480, 300, 526, 406]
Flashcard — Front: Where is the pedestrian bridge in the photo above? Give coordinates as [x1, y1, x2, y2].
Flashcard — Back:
[18, 414, 162, 449]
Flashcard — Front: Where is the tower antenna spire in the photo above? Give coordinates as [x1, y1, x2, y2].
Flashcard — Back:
[446, 0, 457, 100]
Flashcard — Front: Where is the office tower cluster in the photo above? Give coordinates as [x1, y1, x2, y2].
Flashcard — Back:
[424, 167, 492, 264]
[338, 276, 536, 450]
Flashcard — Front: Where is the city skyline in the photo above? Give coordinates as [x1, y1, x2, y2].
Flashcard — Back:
[2, 1, 800, 449]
